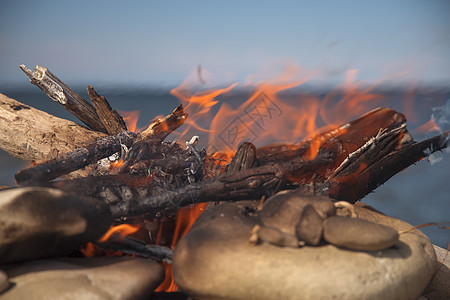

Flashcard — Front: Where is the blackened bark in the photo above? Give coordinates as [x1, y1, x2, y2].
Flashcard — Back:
[87, 85, 128, 135]
[15, 131, 137, 185]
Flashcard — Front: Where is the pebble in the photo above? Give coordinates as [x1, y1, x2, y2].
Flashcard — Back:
[295, 205, 323, 246]
[323, 216, 399, 251]
[256, 225, 299, 248]
[260, 191, 335, 235]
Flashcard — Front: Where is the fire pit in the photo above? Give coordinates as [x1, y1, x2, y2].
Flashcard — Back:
[0, 64, 449, 299]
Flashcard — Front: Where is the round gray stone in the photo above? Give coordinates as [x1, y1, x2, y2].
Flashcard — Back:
[173, 201, 437, 300]
[0, 187, 112, 264]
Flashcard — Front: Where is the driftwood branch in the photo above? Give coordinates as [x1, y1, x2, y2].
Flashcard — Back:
[20, 64, 107, 133]
[87, 85, 128, 135]
[0, 93, 107, 178]
[15, 131, 137, 185]
[141, 104, 187, 143]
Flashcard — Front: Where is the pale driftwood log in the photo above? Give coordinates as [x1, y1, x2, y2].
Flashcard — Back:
[0, 93, 107, 179]
[87, 85, 128, 135]
[20, 64, 108, 133]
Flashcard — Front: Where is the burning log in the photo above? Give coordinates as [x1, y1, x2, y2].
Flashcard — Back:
[326, 130, 450, 202]
[104, 111, 448, 218]
[20, 64, 108, 133]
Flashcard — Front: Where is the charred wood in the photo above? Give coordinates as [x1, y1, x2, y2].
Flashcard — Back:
[227, 142, 257, 173]
[95, 234, 173, 263]
[15, 131, 137, 185]
[20, 64, 107, 133]
[256, 108, 406, 166]
[108, 164, 283, 218]
[327, 131, 450, 202]
[106, 131, 448, 218]
[87, 85, 128, 135]
[113, 105, 188, 174]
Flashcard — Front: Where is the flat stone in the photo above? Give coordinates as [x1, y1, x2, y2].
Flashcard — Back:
[0, 187, 112, 264]
[422, 245, 450, 299]
[173, 201, 437, 300]
[0, 257, 164, 299]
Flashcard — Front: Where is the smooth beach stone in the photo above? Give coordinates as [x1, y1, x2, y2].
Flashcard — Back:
[260, 190, 335, 235]
[0, 187, 112, 264]
[323, 216, 399, 251]
[0, 270, 9, 294]
[295, 205, 323, 246]
[173, 202, 436, 300]
[0, 257, 164, 300]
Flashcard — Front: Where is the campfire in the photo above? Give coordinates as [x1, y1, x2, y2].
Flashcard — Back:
[0, 64, 449, 299]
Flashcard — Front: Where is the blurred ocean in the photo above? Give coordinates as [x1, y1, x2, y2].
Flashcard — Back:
[1, 85, 449, 248]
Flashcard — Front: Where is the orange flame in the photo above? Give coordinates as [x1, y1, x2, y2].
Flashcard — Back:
[155, 203, 207, 292]
[169, 65, 434, 164]
[80, 224, 141, 257]
[118, 110, 140, 132]
[98, 223, 140, 243]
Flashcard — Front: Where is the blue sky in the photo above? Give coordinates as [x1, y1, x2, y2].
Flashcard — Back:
[0, 0, 449, 88]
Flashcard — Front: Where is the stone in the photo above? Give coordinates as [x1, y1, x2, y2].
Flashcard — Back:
[422, 245, 450, 299]
[0, 257, 164, 299]
[255, 225, 299, 248]
[323, 216, 399, 251]
[0, 270, 9, 294]
[173, 201, 437, 300]
[260, 190, 335, 235]
[0, 187, 112, 264]
[295, 205, 323, 246]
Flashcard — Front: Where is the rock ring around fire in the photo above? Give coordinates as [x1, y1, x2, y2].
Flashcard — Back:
[173, 201, 437, 300]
